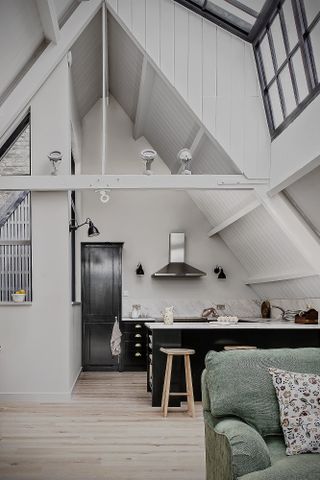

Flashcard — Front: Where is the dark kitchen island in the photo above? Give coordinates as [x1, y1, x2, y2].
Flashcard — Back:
[146, 321, 320, 407]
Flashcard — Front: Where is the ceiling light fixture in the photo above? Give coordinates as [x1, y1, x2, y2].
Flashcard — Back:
[177, 148, 192, 175]
[141, 149, 157, 175]
[69, 217, 100, 237]
[96, 189, 111, 204]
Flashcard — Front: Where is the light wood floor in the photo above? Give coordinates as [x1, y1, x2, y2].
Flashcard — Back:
[0, 372, 205, 480]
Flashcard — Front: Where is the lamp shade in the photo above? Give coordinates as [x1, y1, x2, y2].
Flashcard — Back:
[217, 268, 226, 279]
[87, 220, 100, 237]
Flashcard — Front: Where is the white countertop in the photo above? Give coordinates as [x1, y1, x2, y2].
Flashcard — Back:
[145, 321, 320, 330]
[122, 317, 156, 322]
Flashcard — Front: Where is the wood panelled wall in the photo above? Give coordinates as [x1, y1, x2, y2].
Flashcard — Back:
[107, 0, 270, 178]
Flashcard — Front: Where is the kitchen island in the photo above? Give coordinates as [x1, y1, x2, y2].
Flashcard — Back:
[145, 321, 320, 407]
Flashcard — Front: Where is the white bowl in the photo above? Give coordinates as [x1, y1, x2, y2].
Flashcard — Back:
[11, 293, 26, 303]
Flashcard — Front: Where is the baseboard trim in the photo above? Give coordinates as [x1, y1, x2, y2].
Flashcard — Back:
[70, 366, 83, 394]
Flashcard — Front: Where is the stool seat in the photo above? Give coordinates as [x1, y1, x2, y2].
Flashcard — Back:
[160, 348, 195, 417]
[160, 347, 195, 355]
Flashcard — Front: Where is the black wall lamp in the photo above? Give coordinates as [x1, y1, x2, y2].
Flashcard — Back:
[214, 265, 226, 279]
[136, 263, 145, 276]
[69, 218, 100, 237]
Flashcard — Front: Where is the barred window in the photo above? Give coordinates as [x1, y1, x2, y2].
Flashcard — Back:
[254, 0, 320, 138]
[0, 114, 32, 302]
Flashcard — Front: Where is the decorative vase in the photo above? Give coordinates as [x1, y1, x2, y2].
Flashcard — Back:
[163, 306, 174, 325]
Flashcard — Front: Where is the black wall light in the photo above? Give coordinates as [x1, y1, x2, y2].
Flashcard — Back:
[136, 263, 145, 276]
[69, 217, 100, 237]
[214, 265, 226, 279]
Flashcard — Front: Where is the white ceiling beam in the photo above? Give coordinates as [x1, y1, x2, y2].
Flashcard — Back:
[0, 175, 267, 192]
[133, 57, 156, 140]
[246, 272, 320, 285]
[208, 199, 260, 237]
[0, 0, 102, 142]
[36, 0, 60, 44]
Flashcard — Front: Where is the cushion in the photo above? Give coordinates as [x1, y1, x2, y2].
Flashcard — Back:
[269, 368, 320, 455]
[204, 348, 320, 436]
[214, 417, 271, 477]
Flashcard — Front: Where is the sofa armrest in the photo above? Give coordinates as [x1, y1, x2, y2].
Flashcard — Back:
[204, 413, 271, 480]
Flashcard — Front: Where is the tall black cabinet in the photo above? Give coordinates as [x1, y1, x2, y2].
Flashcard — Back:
[81, 242, 123, 371]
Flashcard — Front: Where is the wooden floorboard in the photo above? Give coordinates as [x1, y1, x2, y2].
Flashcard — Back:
[0, 372, 205, 480]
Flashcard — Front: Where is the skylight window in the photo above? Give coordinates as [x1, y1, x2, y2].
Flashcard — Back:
[254, 0, 320, 138]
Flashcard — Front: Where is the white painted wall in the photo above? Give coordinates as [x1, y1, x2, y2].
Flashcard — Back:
[107, 0, 270, 179]
[0, 0, 44, 100]
[0, 58, 79, 399]
[270, 94, 320, 192]
[79, 97, 257, 317]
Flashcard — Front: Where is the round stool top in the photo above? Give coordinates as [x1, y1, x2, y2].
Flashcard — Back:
[160, 347, 195, 355]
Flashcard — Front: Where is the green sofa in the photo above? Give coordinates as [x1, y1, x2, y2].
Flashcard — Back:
[201, 348, 320, 480]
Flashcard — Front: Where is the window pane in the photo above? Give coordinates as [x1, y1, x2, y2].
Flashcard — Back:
[260, 35, 274, 84]
[291, 49, 309, 100]
[304, 0, 320, 26]
[269, 82, 284, 128]
[270, 15, 287, 67]
[0, 124, 30, 176]
[279, 65, 296, 115]
[310, 21, 320, 79]
[282, 0, 298, 51]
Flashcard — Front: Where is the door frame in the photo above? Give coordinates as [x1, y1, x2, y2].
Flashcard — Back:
[81, 242, 123, 371]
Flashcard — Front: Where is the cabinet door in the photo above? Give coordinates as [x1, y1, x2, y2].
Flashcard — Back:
[83, 323, 117, 370]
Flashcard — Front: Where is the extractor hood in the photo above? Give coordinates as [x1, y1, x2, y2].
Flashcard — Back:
[152, 233, 206, 278]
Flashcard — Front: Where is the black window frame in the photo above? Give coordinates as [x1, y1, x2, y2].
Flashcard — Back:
[254, 0, 320, 139]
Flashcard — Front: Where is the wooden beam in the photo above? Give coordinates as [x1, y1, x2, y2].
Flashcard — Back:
[0, 175, 268, 192]
[0, 0, 102, 142]
[36, 0, 60, 44]
[208, 199, 260, 236]
[133, 57, 156, 140]
[246, 272, 320, 285]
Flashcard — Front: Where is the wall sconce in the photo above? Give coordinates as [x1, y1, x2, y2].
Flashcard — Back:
[214, 265, 226, 279]
[48, 150, 62, 175]
[69, 217, 100, 237]
[136, 263, 144, 276]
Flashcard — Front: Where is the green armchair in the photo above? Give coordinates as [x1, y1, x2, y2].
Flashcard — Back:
[201, 348, 320, 480]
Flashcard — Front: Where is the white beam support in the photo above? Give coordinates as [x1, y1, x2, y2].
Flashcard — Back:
[190, 127, 205, 156]
[208, 199, 260, 237]
[0, 175, 267, 192]
[0, 0, 102, 142]
[36, 0, 60, 44]
[246, 272, 320, 285]
[133, 57, 156, 140]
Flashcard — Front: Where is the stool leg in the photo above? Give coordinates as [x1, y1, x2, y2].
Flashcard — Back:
[184, 354, 195, 417]
[163, 354, 173, 417]
[161, 354, 170, 409]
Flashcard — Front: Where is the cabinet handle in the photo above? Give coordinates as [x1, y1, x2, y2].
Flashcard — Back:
[134, 333, 142, 338]
[135, 324, 142, 329]
[135, 343, 142, 347]
[135, 352, 142, 357]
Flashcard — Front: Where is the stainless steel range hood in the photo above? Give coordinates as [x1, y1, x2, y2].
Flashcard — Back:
[152, 233, 206, 278]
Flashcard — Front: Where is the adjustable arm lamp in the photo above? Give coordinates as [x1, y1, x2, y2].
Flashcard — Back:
[69, 218, 100, 237]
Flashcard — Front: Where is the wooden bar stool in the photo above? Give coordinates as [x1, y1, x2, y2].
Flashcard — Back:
[160, 347, 195, 418]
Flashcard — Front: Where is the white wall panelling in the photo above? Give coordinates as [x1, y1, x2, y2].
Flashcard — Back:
[106, 0, 270, 178]
[251, 275, 320, 299]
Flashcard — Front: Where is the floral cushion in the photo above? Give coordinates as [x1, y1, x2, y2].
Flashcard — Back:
[269, 368, 320, 455]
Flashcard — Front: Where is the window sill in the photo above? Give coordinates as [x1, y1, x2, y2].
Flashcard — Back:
[0, 302, 32, 306]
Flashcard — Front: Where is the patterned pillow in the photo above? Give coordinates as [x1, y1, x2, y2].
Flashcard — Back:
[269, 367, 320, 456]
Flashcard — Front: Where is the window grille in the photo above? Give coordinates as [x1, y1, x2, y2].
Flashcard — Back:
[254, 0, 320, 138]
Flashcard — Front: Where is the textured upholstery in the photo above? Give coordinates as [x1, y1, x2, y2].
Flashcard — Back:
[204, 348, 320, 436]
[202, 348, 320, 480]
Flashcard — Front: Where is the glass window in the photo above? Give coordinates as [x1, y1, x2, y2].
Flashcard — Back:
[269, 81, 284, 128]
[291, 49, 309, 100]
[283, 0, 298, 51]
[310, 21, 320, 77]
[279, 65, 297, 115]
[260, 34, 274, 84]
[0, 122, 30, 176]
[270, 15, 287, 67]
[304, 0, 320, 26]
